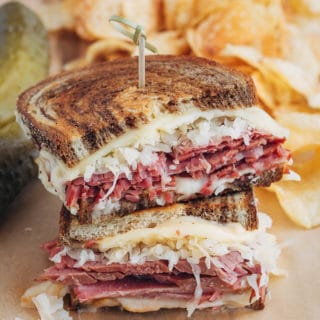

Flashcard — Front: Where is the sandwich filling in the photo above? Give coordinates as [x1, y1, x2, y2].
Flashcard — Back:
[37, 107, 290, 221]
[37, 214, 281, 315]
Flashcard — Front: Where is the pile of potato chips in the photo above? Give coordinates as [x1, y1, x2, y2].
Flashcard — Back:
[31, 0, 320, 228]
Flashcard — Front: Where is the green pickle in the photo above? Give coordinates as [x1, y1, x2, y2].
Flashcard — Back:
[0, 122, 37, 214]
[0, 2, 49, 213]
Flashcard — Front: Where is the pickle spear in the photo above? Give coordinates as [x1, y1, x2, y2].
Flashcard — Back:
[0, 2, 49, 213]
[0, 1, 49, 126]
[0, 122, 37, 214]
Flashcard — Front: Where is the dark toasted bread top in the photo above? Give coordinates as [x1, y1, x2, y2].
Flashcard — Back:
[17, 55, 257, 167]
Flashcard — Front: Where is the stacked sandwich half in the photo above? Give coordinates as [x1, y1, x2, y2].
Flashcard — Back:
[17, 56, 290, 316]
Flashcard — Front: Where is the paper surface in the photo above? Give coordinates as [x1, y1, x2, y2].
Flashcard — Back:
[1, 180, 320, 320]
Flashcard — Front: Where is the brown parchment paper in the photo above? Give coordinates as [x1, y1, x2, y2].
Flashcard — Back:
[1, 180, 320, 320]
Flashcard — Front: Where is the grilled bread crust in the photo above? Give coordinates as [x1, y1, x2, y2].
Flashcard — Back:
[59, 190, 257, 244]
[17, 55, 257, 167]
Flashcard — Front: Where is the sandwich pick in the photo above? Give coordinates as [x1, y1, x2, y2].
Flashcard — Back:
[109, 15, 157, 88]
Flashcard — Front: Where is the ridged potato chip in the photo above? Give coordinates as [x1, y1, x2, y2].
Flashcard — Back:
[186, 0, 286, 58]
[72, 0, 122, 41]
[220, 44, 319, 111]
[71, 0, 160, 41]
[274, 111, 320, 152]
[270, 148, 320, 228]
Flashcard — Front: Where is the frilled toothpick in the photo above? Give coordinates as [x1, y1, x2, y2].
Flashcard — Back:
[109, 15, 158, 88]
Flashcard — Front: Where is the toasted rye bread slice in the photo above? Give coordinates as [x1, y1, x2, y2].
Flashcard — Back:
[59, 190, 257, 244]
[17, 55, 257, 167]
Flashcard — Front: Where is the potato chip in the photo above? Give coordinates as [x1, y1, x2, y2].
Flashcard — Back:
[220, 44, 319, 109]
[274, 111, 320, 151]
[122, 0, 161, 34]
[260, 61, 319, 109]
[294, 18, 320, 61]
[71, 0, 161, 41]
[269, 147, 320, 228]
[85, 38, 134, 63]
[266, 58, 319, 108]
[162, 0, 195, 30]
[284, 18, 320, 106]
[220, 45, 297, 108]
[283, 24, 319, 76]
[186, 0, 286, 58]
[72, 0, 122, 41]
[214, 53, 275, 111]
[284, 0, 320, 16]
[250, 71, 276, 112]
[275, 24, 320, 107]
